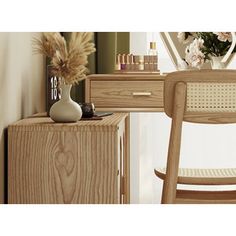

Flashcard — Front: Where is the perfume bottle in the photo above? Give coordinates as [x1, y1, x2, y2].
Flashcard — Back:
[148, 42, 158, 71]
[148, 42, 157, 55]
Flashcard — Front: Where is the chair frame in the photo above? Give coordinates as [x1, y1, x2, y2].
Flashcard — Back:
[160, 70, 236, 204]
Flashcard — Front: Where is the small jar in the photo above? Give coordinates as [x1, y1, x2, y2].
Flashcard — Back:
[138, 55, 144, 70]
[79, 103, 95, 118]
[115, 54, 121, 70]
[121, 54, 126, 70]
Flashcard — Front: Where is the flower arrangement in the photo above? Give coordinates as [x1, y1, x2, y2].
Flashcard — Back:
[33, 32, 96, 84]
[177, 32, 236, 68]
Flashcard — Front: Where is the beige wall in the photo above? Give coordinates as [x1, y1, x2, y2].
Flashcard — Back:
[0, 33, 46, 203]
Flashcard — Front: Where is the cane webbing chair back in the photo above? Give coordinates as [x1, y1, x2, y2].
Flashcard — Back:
[155, 70, 236, 204]
[164, 70, 236, 123]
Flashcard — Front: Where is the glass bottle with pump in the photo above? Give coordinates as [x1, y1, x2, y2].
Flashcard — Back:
[148, 42, 158, 71]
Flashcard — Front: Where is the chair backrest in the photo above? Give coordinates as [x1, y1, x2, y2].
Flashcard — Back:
[164, 70, 236, 124]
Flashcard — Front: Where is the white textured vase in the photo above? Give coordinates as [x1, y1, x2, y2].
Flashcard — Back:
[210, 56, 226, 69]
[49, 84, 82, 122]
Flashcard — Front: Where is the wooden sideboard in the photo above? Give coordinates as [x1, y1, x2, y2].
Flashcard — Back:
[8, 113, 130, 204]
[85, 74, 166, 112]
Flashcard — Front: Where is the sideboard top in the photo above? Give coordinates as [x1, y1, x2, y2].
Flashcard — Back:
[87, 73, 166, 81]
[8, 113, 128, 132]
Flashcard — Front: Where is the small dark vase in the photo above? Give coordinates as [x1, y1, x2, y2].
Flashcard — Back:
[79, 103, 95, 118]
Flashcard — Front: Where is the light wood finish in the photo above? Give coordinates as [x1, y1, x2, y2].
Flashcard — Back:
[155, 70, 236, 204]
[8, 113, 130, 204]
[161, 82, 186, 204]
[175, 198, 236, 204]
[94, 107, 164, 112]
[85, 74, 165, 112]
[183, 112, 236, 124]
[176, 190, 236, 204]
[90, 81, 163, 108]
[123, 115, 130, 203]
[164, 69, 236, 123]
[155, 167, 236, 185]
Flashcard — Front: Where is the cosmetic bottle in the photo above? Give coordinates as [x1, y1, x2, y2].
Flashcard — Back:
[130, 54, 135, 71]
[115, 54, 121, 70]
[138, 55, 144, 70]
[126, 54, 130, 70]
[144, 55, 149, 71]
[148, 42, 157, 55]
[121, 54, 126, 70]
[148, 42, 158, 71]
[134, 55, 139, 71]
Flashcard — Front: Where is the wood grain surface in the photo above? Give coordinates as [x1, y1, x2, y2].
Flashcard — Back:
[8, 113, 129, 204]
[161, 82, 186, 204]
[85, 74, 165, 112]
[157, 70, 236, 204]
[90, 81, 163, 108]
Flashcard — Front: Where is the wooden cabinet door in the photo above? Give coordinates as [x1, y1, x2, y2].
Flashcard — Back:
[8, 130, 120, 204]
[8, 113, 129, 204]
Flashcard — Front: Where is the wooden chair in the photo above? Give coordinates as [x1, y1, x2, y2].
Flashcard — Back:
[155, 70, 236, 204]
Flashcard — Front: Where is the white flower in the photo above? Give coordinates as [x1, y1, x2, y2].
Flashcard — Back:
[192, 37, 204, 49]
[213, 32, 232, 42]
[185, 50, 205, 69]
[185, 38, 205, 69]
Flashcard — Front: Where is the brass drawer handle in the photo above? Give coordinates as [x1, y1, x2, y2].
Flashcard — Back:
[132, 92, 152, 96]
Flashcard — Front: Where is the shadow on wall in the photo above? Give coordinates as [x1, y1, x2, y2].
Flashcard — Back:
[0, 32, 46, 204]
[0, 33, 10, 204]
[0, 34, 10, 120]
[21, 70, 31, 117]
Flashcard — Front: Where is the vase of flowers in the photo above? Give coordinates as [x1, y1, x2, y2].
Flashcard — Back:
[210, 55, 225, 69]
[177, 32, 236, 69]
[33, 32, 96, 122]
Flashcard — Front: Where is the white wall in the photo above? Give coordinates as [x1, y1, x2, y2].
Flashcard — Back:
[130, 32, 148, 55]
[0, 33, 46, 203]
[130, 32, 176, 73]
[129, 32, 175, 203]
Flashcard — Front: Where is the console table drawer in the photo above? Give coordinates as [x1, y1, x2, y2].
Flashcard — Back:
[90, 81, 164, 109]
[85, 74, 165, 112]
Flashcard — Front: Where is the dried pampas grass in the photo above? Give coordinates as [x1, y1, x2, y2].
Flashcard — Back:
[33, 32, 96, 85]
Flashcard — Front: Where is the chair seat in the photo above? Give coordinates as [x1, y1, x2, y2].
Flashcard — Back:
[154, 167, 236, 185]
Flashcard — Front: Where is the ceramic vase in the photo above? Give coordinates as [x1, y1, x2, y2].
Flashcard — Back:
[49, 84, 82, 122]
[210, 56, 226, 69]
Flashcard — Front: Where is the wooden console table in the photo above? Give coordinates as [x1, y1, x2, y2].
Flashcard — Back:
[85, 74, 165, 112]
[8, 113, 130, 204]
[85, 73, 165, 204]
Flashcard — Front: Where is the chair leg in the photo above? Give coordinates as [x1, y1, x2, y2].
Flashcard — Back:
[161, 82, 186, 204]
[161, 157, 179, 204]
[161, 178, 178, 204]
